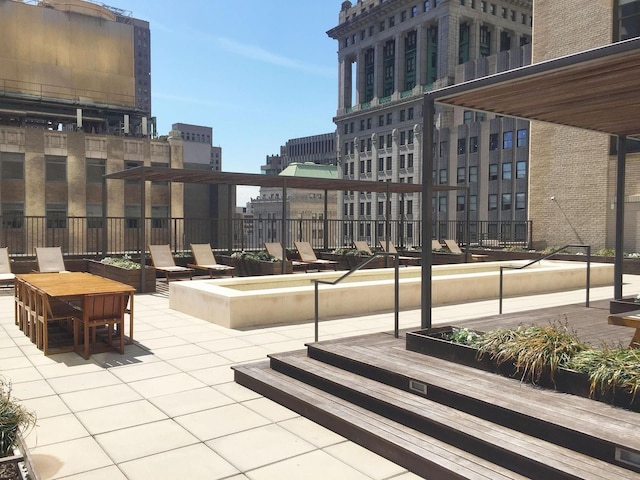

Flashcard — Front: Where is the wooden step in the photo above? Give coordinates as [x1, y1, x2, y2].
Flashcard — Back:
[269, 350, 638, 480]
[233, 360, 528, 480]
[306, 339, 640, 472]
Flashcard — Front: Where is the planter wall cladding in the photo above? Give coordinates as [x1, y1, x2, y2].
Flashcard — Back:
[406, 327, 639, 412]
[86, 260, 156, 293]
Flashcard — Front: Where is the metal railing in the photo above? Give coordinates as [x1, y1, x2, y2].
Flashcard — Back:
[498, 244, 591, 314]
[0, 215, 532, 259]
[312, 253, 400, 342]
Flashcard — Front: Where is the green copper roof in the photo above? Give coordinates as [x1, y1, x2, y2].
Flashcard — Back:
[279, 162, 337, 180]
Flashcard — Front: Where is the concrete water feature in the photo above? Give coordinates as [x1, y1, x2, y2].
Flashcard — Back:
[169, 260, 614, 329]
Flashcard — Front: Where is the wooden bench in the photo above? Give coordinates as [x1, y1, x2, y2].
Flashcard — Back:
[608, 309, 640, 347]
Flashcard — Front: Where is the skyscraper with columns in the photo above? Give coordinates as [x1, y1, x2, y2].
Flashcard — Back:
[328, 0, 532, 246]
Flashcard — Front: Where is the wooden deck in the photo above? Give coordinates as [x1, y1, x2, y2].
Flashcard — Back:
[234, 299, 640, 479]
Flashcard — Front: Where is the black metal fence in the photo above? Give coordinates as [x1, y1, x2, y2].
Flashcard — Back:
[0, 216, 532, 258]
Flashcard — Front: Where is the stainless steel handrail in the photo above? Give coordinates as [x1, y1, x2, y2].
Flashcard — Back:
[312, 252, 400, 342]
[499, 244, 591, 314]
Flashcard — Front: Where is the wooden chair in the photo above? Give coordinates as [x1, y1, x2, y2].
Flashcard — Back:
[294, 241, 338, 270]
[188, 244, 235, 278]
[264, 242, 309, 272]
[148, 245, 194, 282]
[353, 240, 374, 255]
[432, 240, 444, 251]
[444, 239, 489, 261]
[0, 247, 15, 288]
[35, 246, 68, 273]
[74, 292, 128, 359]
[378, 240, 420, 266]
[32, 290, 79, 355]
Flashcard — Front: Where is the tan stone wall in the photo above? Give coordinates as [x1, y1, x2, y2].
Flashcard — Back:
[528, 0, 634, 250]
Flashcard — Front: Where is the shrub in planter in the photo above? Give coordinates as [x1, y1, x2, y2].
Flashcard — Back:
[1, 376, 36, 459]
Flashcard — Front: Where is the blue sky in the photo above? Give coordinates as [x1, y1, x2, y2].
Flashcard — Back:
[114, 1, 340, 204]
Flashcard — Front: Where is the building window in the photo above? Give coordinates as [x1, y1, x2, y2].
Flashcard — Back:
[1, 153, 24, 180]
[45, 156, 66, 182]
[407, 200, 413, 215]
[619, 0, 640, 40]
[457, 167, 466, 183]
[463, 110, 473, 124]
[366, 159, 372, 173]
[488, 194, 497, 210]
[489, 133, 499, 150]
[400, 155, 406, 168]
[489, 163, 498, 180]
[86, 159, 106, 184]
[457, 195, 465, 211]
[502, 193, 512, 210]
[516, 160, 527, 179]
[470, 136, 478, 153]
[479, 26, 491, 57]
[378, 135, 385, 149]
[386, 157, 392, 170]
[400, 110, 406, 122]
[360, 120, 365, 131]
[469, 166, 478, 183]
[407, 153, 414, 168]
[378, 201, 384, 215]
[378, 115, 385, 127]
[516, 192, 526, 210]
[360, 161, 365, 174]
[469, 195, 477, 212]
[408, 130, 414, 144]
[438, 196, 447, 213]
[439, 169, 448, 184]
[424, 0, 430, 12]
[1, 202, 24, 229]
[408, 107, 414, 120]
[517, 128, 528, 147]
[46, 203, 67, 229]
[503, 131, 513, 149]
[378, 157, 385, 172]
[400, 131, 406, 145]
[439, 141, 448, 157]
[459, 23, 470, 64]
[86, 204, 103, 228]
[502, 162, 512, 180]
[457, 138, 466, 154]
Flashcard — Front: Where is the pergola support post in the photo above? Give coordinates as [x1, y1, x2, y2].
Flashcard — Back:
[421, 95, 435, 329]
[614, 135, 626, 299]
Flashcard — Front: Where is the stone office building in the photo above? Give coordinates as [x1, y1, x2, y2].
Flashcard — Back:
[327, 0, 532, 246]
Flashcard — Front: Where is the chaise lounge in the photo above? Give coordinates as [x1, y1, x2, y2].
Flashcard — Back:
[264, 242, 309, 272]
[148, 244, 194, 282]
[294, 241, 338, 270]
[188, 243, 235, 278]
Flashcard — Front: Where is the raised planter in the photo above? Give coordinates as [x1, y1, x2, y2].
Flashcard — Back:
[86, 260, 156, 293]
[609, 297, 640, 314]
[0, 430, 39, 480]
[406, 327, 639, 412]
[219, 256, 292, 276]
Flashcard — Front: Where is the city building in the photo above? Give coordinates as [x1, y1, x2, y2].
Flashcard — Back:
[528, 0, 640, 252]
[248, 163, 338, 248]
[0, 0, 185, 254]
[327, 0, 532, 247]
[260, 132, 337, 176]
[172, 123, 235, 247]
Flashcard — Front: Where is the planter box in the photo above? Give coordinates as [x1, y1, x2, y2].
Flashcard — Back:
[609, 298, 640, 314]
[0, 430, 39, 480]
[406, 327, 639, 412]
[219, 256, 292, 276]
[86, 260, 156, 293]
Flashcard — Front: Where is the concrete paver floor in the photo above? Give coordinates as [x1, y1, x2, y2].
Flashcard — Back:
[2, 274, 639, 479]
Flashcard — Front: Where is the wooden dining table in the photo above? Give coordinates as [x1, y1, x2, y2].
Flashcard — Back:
[15, 272, 135, 355]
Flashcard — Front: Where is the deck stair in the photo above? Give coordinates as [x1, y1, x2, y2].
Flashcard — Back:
[233, 331, 640, 479]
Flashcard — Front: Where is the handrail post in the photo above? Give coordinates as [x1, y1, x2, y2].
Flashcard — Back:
[586, 245, 591, 308]
[394, 253, 399, 338]
[499, 266, 504, 314]
[314, 282, 319, 342]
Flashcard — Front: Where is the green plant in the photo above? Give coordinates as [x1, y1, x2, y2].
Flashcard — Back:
[596, 248, 615, 257]
[475, 320, 588, 384]
[442, 327, 483, 346]
[100, 254, 141, 270]
[566, 347, 640, 400]
[230, 250, 278, 262]
[0, 376, 36, 457]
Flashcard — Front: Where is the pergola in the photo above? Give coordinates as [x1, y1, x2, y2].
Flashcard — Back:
[104, 166, 461, 292]
[421, 36, 640, 328]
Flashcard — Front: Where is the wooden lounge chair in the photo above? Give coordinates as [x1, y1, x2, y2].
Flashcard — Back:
[35, 246, 68, 273]
[378, 240, 420, 266]
[148, 244, 194, 282]
[0, 247, 15, 287]
[188, 243, 235, 277]
[432, 240, 444, 251]
[294, 241, 338, 270]
[264, 242, 309, 272]
[444, 239, 489, 261]
[353, 240, 374, 255]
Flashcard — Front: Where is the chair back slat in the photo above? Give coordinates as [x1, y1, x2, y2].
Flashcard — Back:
[35, 247, 66, 272]
[191, 244, 216, 265]
[148, 245, 177, 268]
